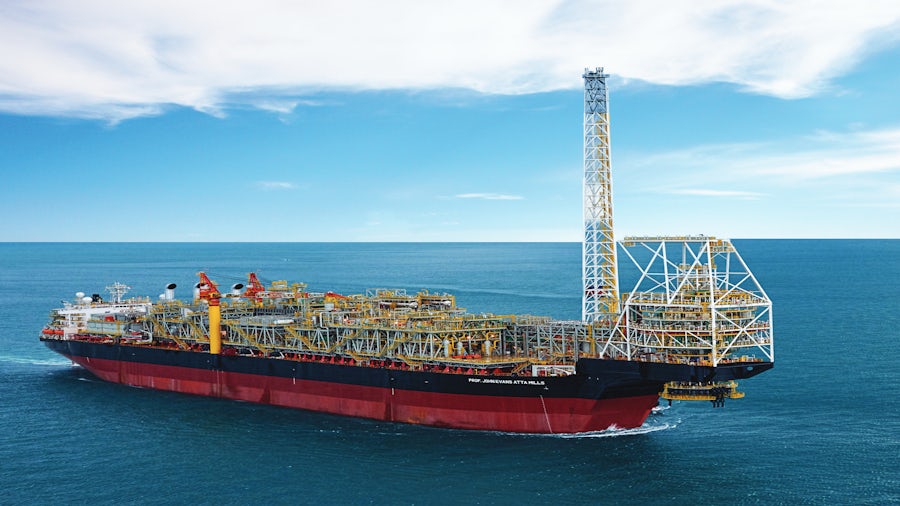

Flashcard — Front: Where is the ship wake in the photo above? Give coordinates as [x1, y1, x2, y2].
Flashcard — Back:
[0, 355, 73, 367]
[552, 421, 676, 439]
[507, 405, 678, 438]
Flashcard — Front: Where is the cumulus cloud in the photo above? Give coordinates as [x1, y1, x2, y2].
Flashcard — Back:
[1, 1, 899, 121]
[455, 193, 524, 200]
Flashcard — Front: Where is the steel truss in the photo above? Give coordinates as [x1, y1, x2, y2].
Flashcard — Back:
[597, 236, 774, 365]
[582, 67, 619, 324]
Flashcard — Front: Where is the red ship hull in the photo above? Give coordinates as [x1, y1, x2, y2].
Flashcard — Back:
[45, 338, 770, 433]
[61, 352, 659, 434]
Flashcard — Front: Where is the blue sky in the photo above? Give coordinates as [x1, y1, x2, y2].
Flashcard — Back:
[1, 1, 899, 241]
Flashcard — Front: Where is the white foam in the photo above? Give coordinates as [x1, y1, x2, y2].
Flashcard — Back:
[0, 355, 73, 367]
[498, 420, 677, 439]
[552, 422, 676, 439]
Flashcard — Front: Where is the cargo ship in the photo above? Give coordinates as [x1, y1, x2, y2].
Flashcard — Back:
[39, 68, 775, 433]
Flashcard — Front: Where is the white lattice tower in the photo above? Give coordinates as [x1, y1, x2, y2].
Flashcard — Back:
[582, 67, 619, 324]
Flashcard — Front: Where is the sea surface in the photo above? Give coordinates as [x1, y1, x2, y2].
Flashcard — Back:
[1, 241, 897, 505]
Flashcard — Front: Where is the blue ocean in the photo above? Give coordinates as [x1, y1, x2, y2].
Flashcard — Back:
[1, 241, 897, 504]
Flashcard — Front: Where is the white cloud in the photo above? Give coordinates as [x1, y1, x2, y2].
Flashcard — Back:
[455, 193, 524, 200]
[752, 129, 900, 179]
[666, 189, 765, 200]
[624, 126, 900, 206]
[741, 129, 899, 180]
[2, 1, 899, 120]
[256, 181, 296, 190]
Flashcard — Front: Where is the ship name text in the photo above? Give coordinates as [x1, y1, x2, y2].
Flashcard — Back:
[468, 378, 546, 386]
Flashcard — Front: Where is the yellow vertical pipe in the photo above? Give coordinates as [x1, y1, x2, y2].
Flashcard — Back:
[208, 299, 221, 354]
